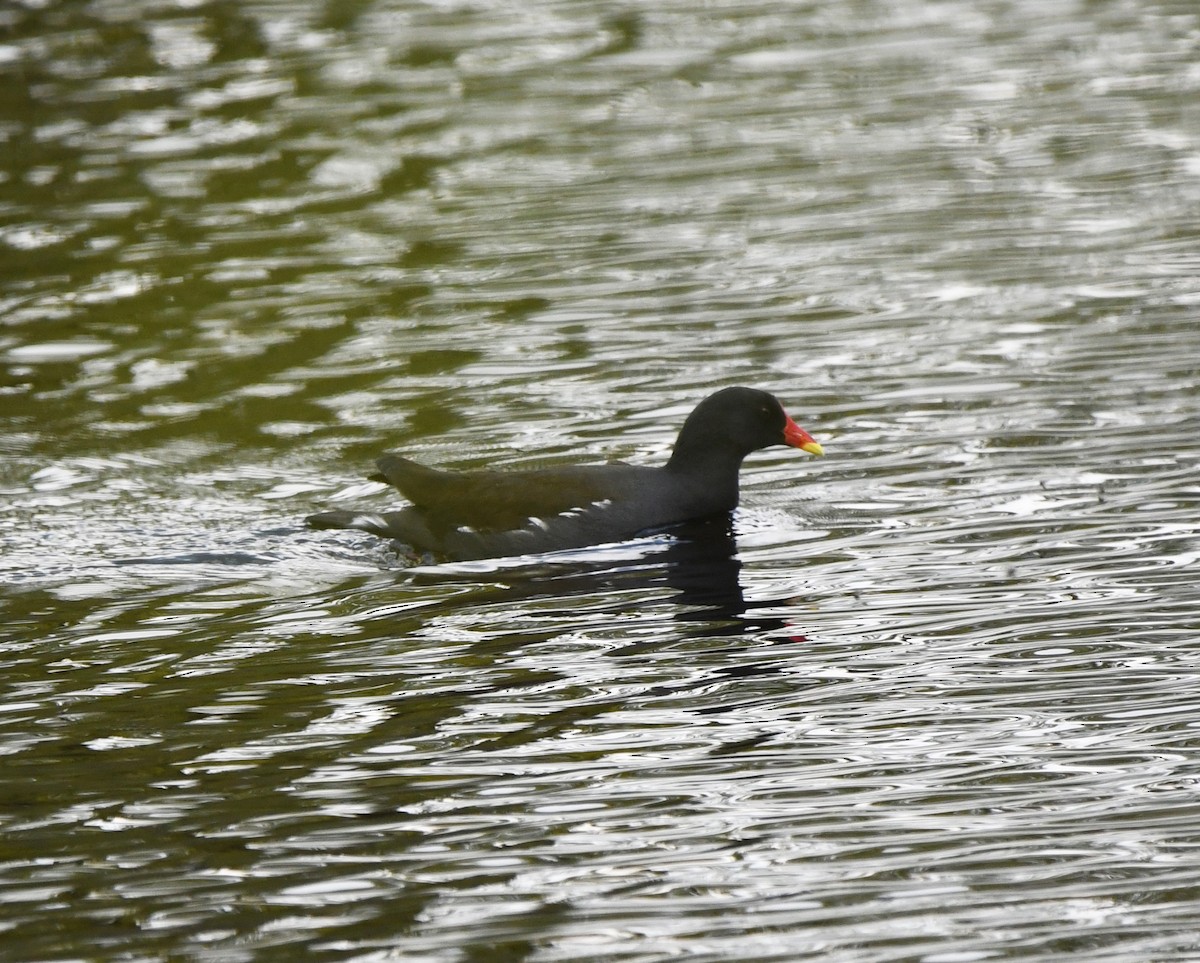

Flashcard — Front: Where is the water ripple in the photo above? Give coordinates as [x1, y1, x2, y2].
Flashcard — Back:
[3, 0, 1200, 960]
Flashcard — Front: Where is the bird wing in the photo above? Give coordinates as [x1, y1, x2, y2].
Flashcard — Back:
[372, 453, 622, 532]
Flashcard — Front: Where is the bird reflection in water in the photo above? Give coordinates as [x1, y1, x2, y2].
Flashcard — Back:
[404, 513, 806, 650]
[385, 515, 809, 752]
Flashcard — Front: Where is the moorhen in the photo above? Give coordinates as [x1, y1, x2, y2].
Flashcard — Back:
[306, 386, 823, 560]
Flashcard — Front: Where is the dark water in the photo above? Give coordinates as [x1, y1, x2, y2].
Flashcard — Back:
[3, 1, 1200, 960]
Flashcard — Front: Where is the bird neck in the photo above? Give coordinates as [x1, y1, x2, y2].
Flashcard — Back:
[664, 440, 746, 509]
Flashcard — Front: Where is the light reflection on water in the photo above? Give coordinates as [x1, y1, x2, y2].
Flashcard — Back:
[3, 0, 1200, 960]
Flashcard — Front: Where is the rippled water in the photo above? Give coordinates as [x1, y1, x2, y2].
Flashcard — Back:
[3, 0, 1200, 960]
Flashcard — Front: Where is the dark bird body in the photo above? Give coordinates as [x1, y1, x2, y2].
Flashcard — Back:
[306, 386, 823, 561]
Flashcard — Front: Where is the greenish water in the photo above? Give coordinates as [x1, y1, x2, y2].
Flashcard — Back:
[3, 1, 1200, 960]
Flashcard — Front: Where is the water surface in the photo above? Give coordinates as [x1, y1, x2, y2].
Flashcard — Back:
[3, 1, 1200, 960]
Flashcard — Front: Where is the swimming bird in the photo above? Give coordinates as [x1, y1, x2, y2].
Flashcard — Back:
[306, 386, 823, 560]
